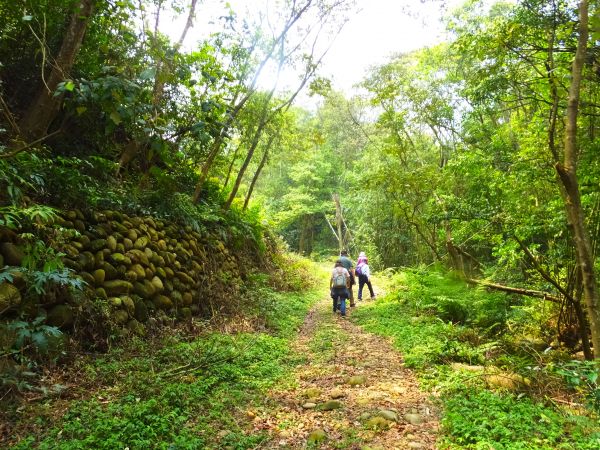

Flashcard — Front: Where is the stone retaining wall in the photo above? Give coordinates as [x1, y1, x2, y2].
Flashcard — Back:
[0, 209, 261, 336]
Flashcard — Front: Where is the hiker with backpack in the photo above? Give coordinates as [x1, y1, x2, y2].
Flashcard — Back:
[330, 259, 351, 317]
[355, 252, 375, 300]
[339, 249, 356, 307]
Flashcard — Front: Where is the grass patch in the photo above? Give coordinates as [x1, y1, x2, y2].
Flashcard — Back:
[8, 264, 323, 449]
[351, 268, 600, 450]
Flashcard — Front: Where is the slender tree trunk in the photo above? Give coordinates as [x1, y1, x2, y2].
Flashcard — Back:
[333, 193, 344, 254]
[18, 0, 94, 142]
[243, 134, 275, 210]
[223, 142, 243, 189]
[555, 0, 600, 358]
[193, 91, 248, 203]
[224, 119, 268, 209]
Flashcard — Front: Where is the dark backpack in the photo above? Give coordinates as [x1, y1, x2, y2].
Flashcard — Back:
[355, 263, 364, 276]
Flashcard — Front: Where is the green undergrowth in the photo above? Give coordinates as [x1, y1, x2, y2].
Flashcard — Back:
[9, 261, 323, 449]
[351, 268, 600, 450]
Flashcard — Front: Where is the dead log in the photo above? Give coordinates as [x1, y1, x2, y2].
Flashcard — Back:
[466, 278, 561, 303]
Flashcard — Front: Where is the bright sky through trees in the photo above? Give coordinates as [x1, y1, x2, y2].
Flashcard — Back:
[163, 0, 465, 99]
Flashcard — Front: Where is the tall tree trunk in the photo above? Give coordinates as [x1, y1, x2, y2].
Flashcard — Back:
[555, 0, 600, 358]
[223, 142, 243, 190]
[18, 0, 94, 143]
[299, 214, 312, 255]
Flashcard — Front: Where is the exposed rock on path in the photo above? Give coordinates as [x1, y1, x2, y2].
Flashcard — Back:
[251, 297, 439, 449]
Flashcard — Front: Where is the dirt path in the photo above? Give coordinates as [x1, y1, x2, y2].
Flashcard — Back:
[251, 297, 439, 449]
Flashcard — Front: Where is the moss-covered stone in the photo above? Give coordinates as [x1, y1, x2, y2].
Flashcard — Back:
[127, 249, 149, 265]
[121, 296, 135, 315]
[102, 262, 118, 280]
[47, 304, 74, 327]
[109, 297, 122, 307]
[79, 272, 95, 287]
[63, 258, 81, 271]
[0, 282, 21, 312]
[178, 307, 192, 319]
[92, 269, 106, 285]
[125, 270, 138, 282]
[0, 243, 25, 266]
[130, 264, 146, 279]
[134, 236, 149, 249]
[127, 229, 138, 241]
[347, 375, 367, 386]
[175, 271, 194, 285]
[94, 250, 104, 268]
[104, 280, 133, 296]
[111, 221, 127, 233]
[78, 234, 91, 248]
[133, 297, 149, 322]
[182, 292, 193, 306]
[319, 400, 343, 411]
[79, 251, 95, 271]
[95, 287, 108, 299]
[153, 294, 173, 310]
[63, 244, 79, 258]
[112, 309, 129, 324]
[304, 387, 321, 399]
[73, 219, 86, 232]
[123, 238, 133, 250]
[151, 276, 164, 292]
[307, 429, 327, 445]
[144, 267, 154, 280]
[134, 280, 157, 299]
[377, 410, 399, 422]
[127, 319, 145, 335]
[365, 416, 391, 430]
[89, 239, 107, 252]
[110, 252, 126, 264]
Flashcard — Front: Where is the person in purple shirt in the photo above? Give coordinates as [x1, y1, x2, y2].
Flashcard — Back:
[355, 252, 375, 300]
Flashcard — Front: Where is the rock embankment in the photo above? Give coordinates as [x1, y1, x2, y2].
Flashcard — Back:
[0, 209, 259, 336]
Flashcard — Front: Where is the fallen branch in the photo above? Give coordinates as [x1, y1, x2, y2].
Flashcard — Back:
[466, 278, 561, 303]
[1, 129, 62, 159]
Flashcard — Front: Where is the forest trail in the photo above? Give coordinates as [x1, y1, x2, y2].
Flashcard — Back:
[251, 294, 439, 449]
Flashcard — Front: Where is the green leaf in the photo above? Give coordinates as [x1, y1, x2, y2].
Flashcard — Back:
[109, 111, 122, 125]
[22, 15, 33, 21]
[64, 80, 75, 91]
[139, 68, 156, 80]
